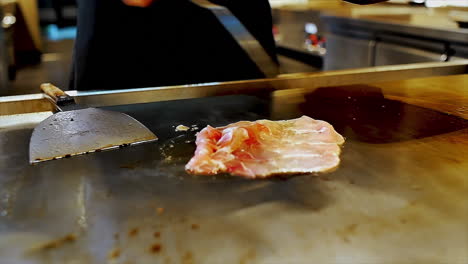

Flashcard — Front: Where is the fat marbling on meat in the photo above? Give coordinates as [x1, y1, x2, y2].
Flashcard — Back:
[185, 116, 345, 178]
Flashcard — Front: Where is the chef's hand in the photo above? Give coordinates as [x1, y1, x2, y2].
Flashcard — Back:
[122, 0, 154, 7]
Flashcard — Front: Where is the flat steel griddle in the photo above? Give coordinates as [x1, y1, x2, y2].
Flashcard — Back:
[0, 73, 467, 264]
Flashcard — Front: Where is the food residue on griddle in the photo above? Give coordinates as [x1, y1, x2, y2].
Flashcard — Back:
[320, 177, 332, 181]
[120, 164, 137, 169]
[336, 223, 358, 243]
[156, 207, 165, 215]
[30, 233, 77, 251]
[149, 243, 162, 254]
[119, 161, 141, 169]
[240, 249, 256, 264]
[176, 125, 190, 132]
[108, 248, 121, 260]
[153, 231, 161, 238]
[191, 224, 199, 230]
[128, 227, 139, 237]
[182, 252, 194, 264]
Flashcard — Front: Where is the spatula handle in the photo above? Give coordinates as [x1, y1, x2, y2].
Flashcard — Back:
[40, 83, 68, 101]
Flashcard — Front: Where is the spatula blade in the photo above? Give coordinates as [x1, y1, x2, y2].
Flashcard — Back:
[29, 108, 158, 164]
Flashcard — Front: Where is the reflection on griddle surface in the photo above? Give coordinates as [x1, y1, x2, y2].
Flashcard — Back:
[299, 85, 468, 143]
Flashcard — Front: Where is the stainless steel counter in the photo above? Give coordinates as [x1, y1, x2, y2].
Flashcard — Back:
[321, 13, 468, 46]
[272, 4, 468, 70]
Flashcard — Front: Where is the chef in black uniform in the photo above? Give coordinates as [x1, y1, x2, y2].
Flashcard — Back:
[70, 0, 278, 91]
[71, 0, 388, 91]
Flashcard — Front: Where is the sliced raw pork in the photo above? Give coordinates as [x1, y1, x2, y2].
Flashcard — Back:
[185, 116, 345, 179]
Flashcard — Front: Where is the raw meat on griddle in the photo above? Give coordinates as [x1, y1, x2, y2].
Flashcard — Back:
[185, 116, 345, 178]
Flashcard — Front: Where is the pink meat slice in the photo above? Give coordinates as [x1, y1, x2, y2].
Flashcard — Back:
[185, 116, 345, 178]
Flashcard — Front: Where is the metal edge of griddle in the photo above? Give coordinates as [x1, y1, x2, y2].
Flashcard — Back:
[1, 61, 467, 117]
[67, 61, 468, 108]
[0, 94, 54, 116]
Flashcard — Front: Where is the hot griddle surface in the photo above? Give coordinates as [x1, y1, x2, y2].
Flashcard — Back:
[1, 90, 467, 264]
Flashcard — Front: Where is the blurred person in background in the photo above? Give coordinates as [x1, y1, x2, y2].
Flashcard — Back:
[71, 0, 278, 90]
[71, 0, 387, 91]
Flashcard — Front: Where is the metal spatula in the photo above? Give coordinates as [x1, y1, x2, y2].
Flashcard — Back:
[29, 84, 158, 164]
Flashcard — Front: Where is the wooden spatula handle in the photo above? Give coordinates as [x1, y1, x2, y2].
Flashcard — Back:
[40, 83, 67, 102]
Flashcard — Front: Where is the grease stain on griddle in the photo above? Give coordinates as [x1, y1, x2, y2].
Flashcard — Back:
[240, 249, 256, 264]
[182, 251, 194, 264]
[191, 224, 199, 230]
[30, 233, 77, 251]
[159, 134, 197, 165]
[128, 227, 139, 237]
[336, 223, 358, 243]
[108, 248, 121, 260]
[157, 207, 165, 215]
[149, 243, 162, 254]
[154, 231, 161, 238]
[319, 176, 332, 181]
[119, 160, 143, 170]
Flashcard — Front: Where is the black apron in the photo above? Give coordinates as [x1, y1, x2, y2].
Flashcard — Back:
[71, 0, 277, 90]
